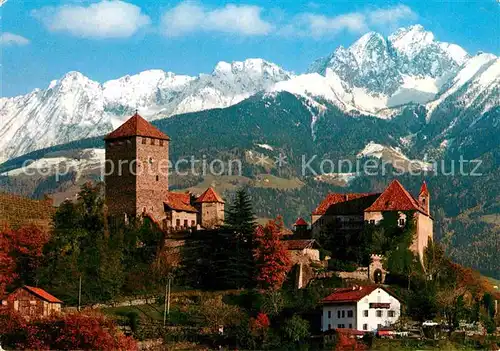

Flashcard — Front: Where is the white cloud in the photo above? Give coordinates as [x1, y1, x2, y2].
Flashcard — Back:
[285, 4, 417, 38]
[161, 2, 273, 37]
[369, 5, 417, 26]
[32, 1, 151, 39]
[298, 12, 367, 38]
[0, 32, 30, 46]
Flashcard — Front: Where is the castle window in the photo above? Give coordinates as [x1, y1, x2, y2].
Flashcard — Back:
[156, 175, 159, 181]
[176, 219, 180, 227]
[399, 218, 405, 226]
[422, 198, 426, 204]
[149, 157, 153, 164]
[191, 220, 195, 226]
[160, 140, 164, 146]
[142, 137, 147, 144]
[151, 138, 155, 145]
[184, 220, 188, 227]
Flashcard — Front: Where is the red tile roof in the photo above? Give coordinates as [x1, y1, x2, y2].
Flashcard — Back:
[164, 192, 197, 213]
[321, 285, 379, 304]
[283, 239, 318, 250]
[312, 193, 379, 215]
[322, 285, 400, 305]
[23, 286, 63, 304]
[194, 187, 224, 203]
[365, 179, 427, 214]
[294, 217, 308, 226]
[104, 113, 170, 141]
[419, 181, 429, 196]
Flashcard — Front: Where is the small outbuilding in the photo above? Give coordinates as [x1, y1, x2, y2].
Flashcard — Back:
[2, 286, 62, 318]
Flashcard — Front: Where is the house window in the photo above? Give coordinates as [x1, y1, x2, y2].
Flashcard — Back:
[347, 310, 353, 318]
[399, 218, 405, 226]
[337, 324, 345, 329]
[370, 220, 375, 224]
[337, 311, 341, 318]
[363, 310, 368, 317]
[160, 140, 164, 146]
[377, 324, 382, 329]
[376, 310, 383, 317]
[341, 310, 345, 318]
[328, 311, 331, 318]
[349, 323, 352, 329]
[363, 324, 368, 330]
[184, 220, 188, 227]
[328, 324, 331, 330]
[142, 137, 147, 144]
[388, 310, 395, 317]
[176, 219, 180, 227]
[151, 138, 155, 145]
[191, 220, 195, 226]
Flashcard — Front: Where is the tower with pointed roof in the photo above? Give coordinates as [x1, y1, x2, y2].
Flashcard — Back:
[194, 187, 225, 228]
[418, 181, 430, 215]
[104, 112, 170, 222]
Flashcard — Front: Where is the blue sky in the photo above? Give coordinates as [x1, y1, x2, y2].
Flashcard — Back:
[1, 0, 499, 97]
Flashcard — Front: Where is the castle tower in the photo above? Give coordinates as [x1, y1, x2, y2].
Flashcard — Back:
[104, 113, 170, 222]
[194, 187, 225, 228]
[418, 181, 430, 215]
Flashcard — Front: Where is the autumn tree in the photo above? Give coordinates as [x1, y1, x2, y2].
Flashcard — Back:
[0, 224, 49, 295]
[0, 308, 137, 350]
[253, 218, 291, 290]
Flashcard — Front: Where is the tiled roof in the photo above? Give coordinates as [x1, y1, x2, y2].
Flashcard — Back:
[322, 285, 400, 304]
[164, 192, 197, 213]
[321, 285, 378, 304]
[312, 193, 379, 215]
[294, 217, 308, 226]
[365, 180, 427, 214]
[194, 187, 224, 203]
[283, 239, 318, 250]
[419, 181, 429, 196]
[104, 113, 170, 141]
[23, 286, 63, 304]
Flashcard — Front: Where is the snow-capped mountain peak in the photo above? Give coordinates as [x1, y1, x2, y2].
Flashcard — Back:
[0, 59, 292, 162]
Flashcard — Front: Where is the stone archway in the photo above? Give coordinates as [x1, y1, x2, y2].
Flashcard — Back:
[374, 269, 383, 284]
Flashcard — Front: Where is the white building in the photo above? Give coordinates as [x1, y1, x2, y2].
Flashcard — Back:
[321, 285, 401, 332]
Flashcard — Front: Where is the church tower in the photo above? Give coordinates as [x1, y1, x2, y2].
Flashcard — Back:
[418, 181, 430, 215]
[104, 113, 170, 222]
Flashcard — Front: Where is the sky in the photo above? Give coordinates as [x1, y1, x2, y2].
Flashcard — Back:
[1, 0, 499, 97]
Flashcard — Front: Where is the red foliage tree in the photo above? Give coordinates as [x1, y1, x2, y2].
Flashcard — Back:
[0, 226, 18, 296]
[335, 331, 368, 351]
[0, 308, 137, 350]
[253, 217, 291, 290]
[249, 312, 270, 340]
[0, 224, 49, 292]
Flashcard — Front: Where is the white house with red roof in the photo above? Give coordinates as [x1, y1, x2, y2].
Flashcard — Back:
[321, 285, 401, 332]
[104, 113, 225, 231]
[311, 179, 433, 259]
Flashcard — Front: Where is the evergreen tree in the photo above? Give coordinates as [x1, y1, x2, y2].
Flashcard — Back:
[223, 188, 258, 288]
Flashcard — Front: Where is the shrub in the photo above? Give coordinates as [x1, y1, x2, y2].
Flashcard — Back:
[328, 260, 358, 272]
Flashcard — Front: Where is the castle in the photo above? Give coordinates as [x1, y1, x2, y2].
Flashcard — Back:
[311, 179, 433, 260]
[104, 112, 224, 231]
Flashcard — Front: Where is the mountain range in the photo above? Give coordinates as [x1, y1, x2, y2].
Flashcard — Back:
[1, 24, 498, 163]
[1, 25, 499, 279]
